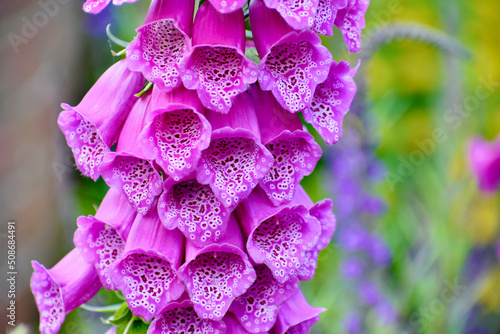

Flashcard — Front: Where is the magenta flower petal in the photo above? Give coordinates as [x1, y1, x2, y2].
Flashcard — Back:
[222, 313, 254, 334]
[73, 188, 137, 289]
[126, 0, 194, 92]
[148, 299, 227, 334]
[58, 60, 145, 180]
[209, 0, 247, 13]
[334, 0, 369, 53]
[197, 94, 274, 209]
[158, 176, 231, 247]
[31, 249, 102, 334]
[251, 0, 333, 113]
[303, 60, 358, 145]
[180, 2, 258, 113]
[312, 0, 349, 35]
[250, 85, 322, 205]
[139, 86, 212, 180]
[263, 0, 319, 31]
[237, 186, 321, 282]
[177, 215, 256, 320]
[229, 265, 299, 333]
[468, 135, 500, 192]
[298, 199, 336, 280]
[108, 209, 185, 320]
[83, 0, 140, 14]
[273, 289, 325, 334]
[100, 94, 163, 214]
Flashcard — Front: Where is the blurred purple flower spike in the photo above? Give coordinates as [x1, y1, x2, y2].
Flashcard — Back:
[468, 135, 500, 193]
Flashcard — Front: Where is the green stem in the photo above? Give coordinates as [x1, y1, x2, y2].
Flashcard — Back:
[123, 316, 137, 334]
[245, 30, 253, 40]
[135, 81, 154, 97]
[106, 24, 130, 48]
[80, 303, 123, 313]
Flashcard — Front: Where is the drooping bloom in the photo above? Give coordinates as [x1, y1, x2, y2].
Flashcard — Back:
[249, 84, 322, 205]
[73, 188, 137, 290]
[262, 0, 319, 31]
[237, 186, 321, 282]
[149, 298, 227, 334]
[298, 198, 336, 280]
[100, 93, 163, 214]
[312, 0, 349, 36]
[333, 0, 370, 53]
[272, 289, 325, 333]
[468, 135, 500, 193]
[158, 175, 232, 247]
[229, 264, 299, 333]
[58, 60, 145, 180]
[83, 0, 140, 14]
[31, 249, 102, 334]
[303, 60, 359, 145]
[250, 0, 333, 113]
[180, 2, 258, 113]
[196, 93, 274, 209]
[138, 86, 212, 180]
[108, 208, 185, 321]
[177, 214, 256, 320]
[127, 0, 194, 92]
